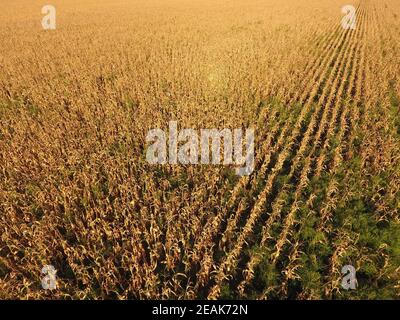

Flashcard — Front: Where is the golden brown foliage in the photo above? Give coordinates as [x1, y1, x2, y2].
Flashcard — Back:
[0, 0, 399, 299]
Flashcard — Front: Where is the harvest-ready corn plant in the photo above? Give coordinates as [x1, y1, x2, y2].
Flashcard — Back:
[0, 0, 399, 299]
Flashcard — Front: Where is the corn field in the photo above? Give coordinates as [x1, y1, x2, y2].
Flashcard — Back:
[0, 0, 399, 299]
